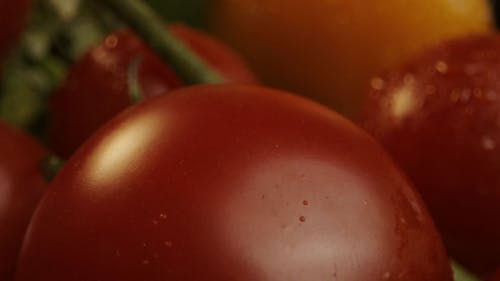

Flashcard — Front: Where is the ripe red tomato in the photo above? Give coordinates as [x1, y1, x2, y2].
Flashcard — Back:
[0, 120, 47, 281]
[490, 268, 500, 281]
[359, 34, 500, 275]
[17, 85, 451, 281]
[0, 0, 31, 60]
[49, 23, 257, 158]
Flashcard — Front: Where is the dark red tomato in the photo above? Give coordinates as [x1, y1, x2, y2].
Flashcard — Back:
[490, 268, 500, 281]
[49, 23, 257, 158]
[359, 34, 500, 275]
[0, 120, 47, 281]
[17, 85, 451, 281]
[0, 0, 30, 61]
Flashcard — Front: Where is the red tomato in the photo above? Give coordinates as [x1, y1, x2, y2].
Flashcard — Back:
[0, 0, 30, 60]
[0, 120, 47, 281]
[359, 34, 500, 275]
[49, 23, 257, 158]
[490, 268, 500, 281]
[17, 85, 451, 281]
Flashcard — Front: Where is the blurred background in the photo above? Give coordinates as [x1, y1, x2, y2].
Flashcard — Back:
[0, 0, 499, 139]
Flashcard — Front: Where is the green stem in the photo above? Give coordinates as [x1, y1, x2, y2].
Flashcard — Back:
[97, 0, 225, 85]
[451, 260, 481, 281]
[128, 55, 144, 104]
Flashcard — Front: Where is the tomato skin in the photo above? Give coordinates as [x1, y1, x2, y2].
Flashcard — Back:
[359, 34, 500, 275]
[490, 268, 500, 281]
[49, 24, 257, 158]
[18, 85, 451, 281]
[0, 0, 30, 60]
[208, 0, 493, 117]
[0, 120, 47, 281]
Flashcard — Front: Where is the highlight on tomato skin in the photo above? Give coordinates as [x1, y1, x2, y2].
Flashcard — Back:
[0, 119, 47, 281]
[0, 0, 31, 61]
[359, 34, 500, 275]
[48, 23, 257, 159]
[17, 85, 452, 281]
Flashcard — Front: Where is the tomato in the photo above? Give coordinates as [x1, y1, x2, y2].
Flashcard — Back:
[359, 34, 500, 275]
[208, 0, 493, 117]
[0, 0, 30, 61]
[0, 120, 47, 281]
[17, 85, 451, 281]
[49, 23, 257, 158]
[490, 268, 500, 281]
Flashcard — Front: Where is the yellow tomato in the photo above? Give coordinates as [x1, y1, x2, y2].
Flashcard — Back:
[209, 0, 493, 116]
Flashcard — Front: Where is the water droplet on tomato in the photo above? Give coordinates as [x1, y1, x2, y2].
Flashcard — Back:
[104, 35, 118, 49]
[435, 60, 448, 73]
[481, 136, 496, 150]
[371, 77, 385, 90]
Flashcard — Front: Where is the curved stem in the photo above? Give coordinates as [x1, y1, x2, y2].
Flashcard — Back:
[97, 0, 225, 85]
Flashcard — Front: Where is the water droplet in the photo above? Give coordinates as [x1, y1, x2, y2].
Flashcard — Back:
[143, 259, 150, 265]
[104, 35, 118, 48]
[299, 216, 306, 222]
[382, 272, 391, 279]
[482, 136, 496, 150]
[409, 200, 424, 223]
[370, 77, 385, 90]
[152, 219, 159, 225]
[399, 217, 407, 225]
[159, 213, 167, 220]
[302, 200, 309, 206]
[435, 60, 448, 74]
[164, 241, 173, 248]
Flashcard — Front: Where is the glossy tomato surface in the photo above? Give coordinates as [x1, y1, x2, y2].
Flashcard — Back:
[359, 34, 500, 275]
[0, 120, 47, 281]
[0, 0, 30, 61]
[18, 85, 451, 281]
[49, 23, 257, 158]
[209, 0, 493, 117]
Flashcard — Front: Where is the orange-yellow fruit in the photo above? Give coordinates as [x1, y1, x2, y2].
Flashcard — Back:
[209, 0, 494, 116]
